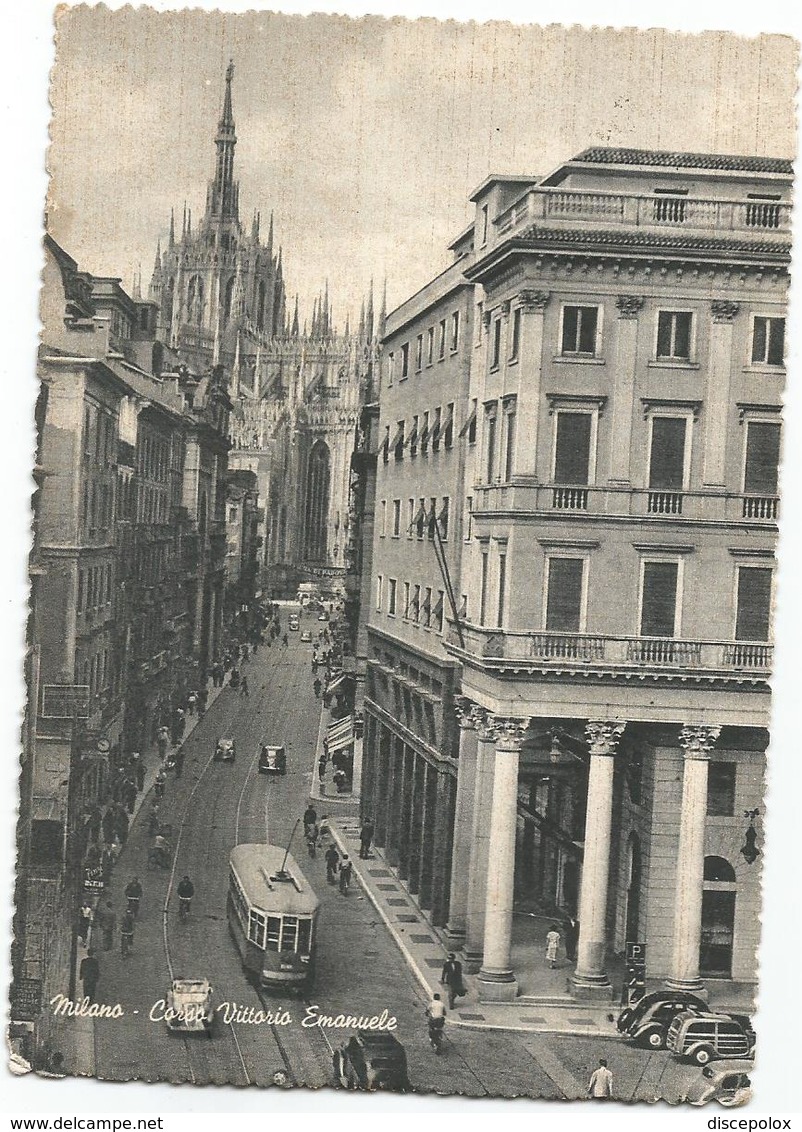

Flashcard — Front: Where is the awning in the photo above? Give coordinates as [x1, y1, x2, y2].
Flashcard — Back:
[327, 714, 354, 752]
[327, 673, 349, 695]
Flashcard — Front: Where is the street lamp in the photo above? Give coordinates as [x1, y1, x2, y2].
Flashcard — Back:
[740, 808, 760, 865]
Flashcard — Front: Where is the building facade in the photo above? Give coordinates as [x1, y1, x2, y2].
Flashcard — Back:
[362, 147, 791, 1002]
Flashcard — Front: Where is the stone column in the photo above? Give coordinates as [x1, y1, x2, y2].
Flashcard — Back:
[431, 771, 456, 927]
[477, 717, 528, 1001]
[512, 291, 550, 477]
[702, 301, 740, 488]
[462, 708, 496, 972]
[446, 699, 479, 947]
[573, 721, 625, 998]
[384, 736, 404, 867]
[609, 296, 644, 483]
[373, 724, 391, 847]
[666, 724, 721, 992]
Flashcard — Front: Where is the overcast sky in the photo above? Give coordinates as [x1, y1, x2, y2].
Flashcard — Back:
[47, 9, 797, 329]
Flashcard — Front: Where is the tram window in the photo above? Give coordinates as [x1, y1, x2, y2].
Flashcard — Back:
[282, 916, 299, 951]
[249, 910, 267, 949]
[297, 919, 312, 954]
[266, 916, 281, 948]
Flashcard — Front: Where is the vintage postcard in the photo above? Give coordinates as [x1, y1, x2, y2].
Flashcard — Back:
[8, 3, 799, 1107]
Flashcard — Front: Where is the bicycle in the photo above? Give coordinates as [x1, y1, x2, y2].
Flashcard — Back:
[178, 896, 192, 922]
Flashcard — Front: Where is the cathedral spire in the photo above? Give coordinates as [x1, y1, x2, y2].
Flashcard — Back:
[209, 59, 239, 222]
[379, 277, 387, 335]
[291, 295, 299, 337]
[153, 239, 162, 274]
[366, 278, 374, 342]
[266, 210, 274, 260]
[168, 209, 175, 249]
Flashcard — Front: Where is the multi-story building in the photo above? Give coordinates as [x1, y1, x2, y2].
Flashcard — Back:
[224, 467, 261, 618]
[362, 147, 791, 1003]
[361, 241, 476, 926]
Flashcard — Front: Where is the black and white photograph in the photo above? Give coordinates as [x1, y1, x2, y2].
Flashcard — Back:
[3, 1, 801, 1115]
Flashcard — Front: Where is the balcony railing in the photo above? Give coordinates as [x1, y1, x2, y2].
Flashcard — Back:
[447, 622, 772, 677]
[472, 481, 780, 524]
[493, 186, 791, 242]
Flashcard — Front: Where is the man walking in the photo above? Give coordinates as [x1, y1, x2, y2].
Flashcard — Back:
[79, 950, 100, 1002]
[440, 953, 465, 1009]
[324, 843, 340, 885]
[563, 914, 579, 963]
[359, 817, 375, 859]
[587, 1058, 613, 1100]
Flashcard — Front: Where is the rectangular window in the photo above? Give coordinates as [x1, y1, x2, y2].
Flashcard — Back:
[415, 334, 423, 371]
[421, 411, 430, 456]
[656, 311, 692, 360]
[439, 319, 447, 360]
[509, 307, 521, 361]
[382, 425, 390, 464]
[465, 496, 473, 541]
[546, 557, 584, 632]
[561, 305, 599, 355]
[504, 408, 517, 481]
[707, 762, 737, 817]
[409, 414, 419, 458]
[640, 561, 679, 638]
[403, 581, 410, 619]
[380, 500, 387, 537]
[444, 403, 454, 448]
[439, 496, 450, 540]
[412, 584, 421, 622]
[649, 417, 688, 490]
[432, 407, 442, 452]
[394, 421, 405, 461]
[475, 302, 484, 345]
[401, 343, 409, 378]
[434, 591, 445, 632]
[744, 421, 781, 494]
[392, 499, 401, 537]
[417, 497, 426, 539]
[752, 316, 785, 365]
[468, 398, 478, 444]
[736, 566, 772, 642]
[554, 412, 592, 484]
[481, 204, 489, 246]
[450, 311, 460, 352]
[388, 578, 397, 616]
[427, 327, 434, 365]
[491, 319, 502, 368]
[485, 409, 497, 482]
[428, 496, 437, 540]
[480, 549, 489, 625]
[407, 498, 415, 537]
[387, 352, 395, 385]
[497, 552, 507, 628]
[422, 586, 432, 627]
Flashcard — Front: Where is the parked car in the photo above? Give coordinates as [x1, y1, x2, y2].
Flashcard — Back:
[667, 1011, 755, 1065]
[164, 978, 214, 1038]
[332, 1031, 410, 1092]
[617, 990, 708, 1049]
[259, 744, 287, 775]
[214, 738, 236, 763]
[685, 1060, 753, 1107]
[289, 617, 300, 631]
[300, 630, 312, 643]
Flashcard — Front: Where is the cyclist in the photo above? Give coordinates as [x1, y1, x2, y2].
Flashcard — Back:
[120, 909, 135, 958]
[151, 832, 171, 869]
[338, 853, 352, 896]
[426, 993, 446, 1054]
[124, 876, 143, 919]
[177, 875, 195, 920]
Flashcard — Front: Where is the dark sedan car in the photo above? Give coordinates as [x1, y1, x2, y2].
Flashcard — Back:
[258, 744, 287, 775]
[332, 1031, 410, 1092]
[214, 738, 236, 763]
[618, 990, 709, 1049]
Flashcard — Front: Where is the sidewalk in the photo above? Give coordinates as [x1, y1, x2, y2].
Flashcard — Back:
[327, 816, 619, 1039]
[309, 699, 362, 808]
[66, 679, 226, 1076]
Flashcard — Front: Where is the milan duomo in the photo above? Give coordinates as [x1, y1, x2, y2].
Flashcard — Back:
[12, 35, 793, 1105]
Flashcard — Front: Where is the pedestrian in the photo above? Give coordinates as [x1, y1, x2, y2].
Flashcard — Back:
[240, 675, 249, 697]
[359, 817, 375, 859]
[546, 924, 561, 969]
[318, 752, 327, 783]
[587, 1058, 613, 1100]
[155, 768, 166, 799]
[79, 950, 100, 1002]
[440, 953, 466, 1009]
[333, 768, 347, 794]
[338, 853, 352, 895]
[187, 690, 197, 716]
[120, 909, 135, 958]
[303, 803, 318, 832]
[78, 900, 93, 945]
[563, 914, 579, 963]
[157, 728, 169, 760]
[96, 900, 116, 951]
[173, 747, 184, 779]
[324, 844, 339, 885]
[125, 875, 143, 919]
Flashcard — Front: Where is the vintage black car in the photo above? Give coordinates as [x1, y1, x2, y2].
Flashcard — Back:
[617, 990, 708, 1049]
[332, 1031, 410, 1092]
[259, 744, 287, 775]
[214, 738, 236, 762]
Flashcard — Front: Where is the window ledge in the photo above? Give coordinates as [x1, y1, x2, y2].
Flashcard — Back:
[742, 364, 786, 376]
[552, 355, 606, 366]
[648, 359, 700, 370]
[508, 356, 519, 366]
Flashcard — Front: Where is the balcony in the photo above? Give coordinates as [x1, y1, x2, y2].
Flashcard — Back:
[493, 185, 791, 243]
[472, 481, 780, 525]
[446, 622, 772, 680]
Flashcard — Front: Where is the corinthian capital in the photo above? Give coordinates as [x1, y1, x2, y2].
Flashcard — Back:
[454, 696, 476, 730]
[517, 289, 550, 312]
[711, 300, 740, 323]
[616, 295, 644, 319]
[679, 724, 721, 759]
[585, 720, 626, 757]
[490, 716, 530, 752]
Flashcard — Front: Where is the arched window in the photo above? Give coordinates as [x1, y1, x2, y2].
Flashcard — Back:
[704, 855, 736, 883]
[303, 441, 331, 562]
[256, 280, 266, 331]
[223, 277, 235, 326]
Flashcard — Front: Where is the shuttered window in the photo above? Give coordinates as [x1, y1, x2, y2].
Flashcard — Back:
[561, 306, 598, 354]
[744, 422, 781, 494]
[554, 412, 592, 484]
[735, 566, 772, 642]
[546, 558, 584, 632]
[752, 317, 785, 365]
[640, 562, 678, 637]
[485, 412, 497, 481]
[649, 417, 687, 490]
[656, 311, 692, 359]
